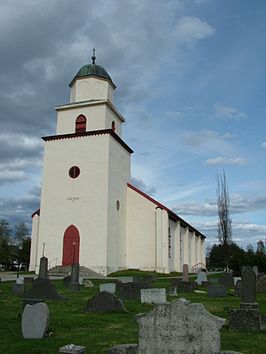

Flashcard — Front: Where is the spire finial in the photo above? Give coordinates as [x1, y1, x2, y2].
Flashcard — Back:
[92, 48, 96, 64]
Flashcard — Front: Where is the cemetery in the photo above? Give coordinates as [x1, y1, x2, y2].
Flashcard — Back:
[1, 266, 266, 353]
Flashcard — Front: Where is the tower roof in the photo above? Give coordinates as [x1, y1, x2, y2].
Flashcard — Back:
[69, 63, 116, 88]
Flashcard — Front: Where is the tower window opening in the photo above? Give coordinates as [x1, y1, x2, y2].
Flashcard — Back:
[69, 166, 80, 179]
[168, 227, 172, 259]
[75, 115, 86, 133]
[111, 120, 115, 131]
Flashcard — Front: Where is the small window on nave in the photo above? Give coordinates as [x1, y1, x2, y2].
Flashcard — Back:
[75, 115, 86, 133]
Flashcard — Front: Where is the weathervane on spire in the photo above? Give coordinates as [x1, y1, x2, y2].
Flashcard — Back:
[92, 48, 96, 64]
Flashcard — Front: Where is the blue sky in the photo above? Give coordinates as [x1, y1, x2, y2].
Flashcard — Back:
[0, 0, 265, 248]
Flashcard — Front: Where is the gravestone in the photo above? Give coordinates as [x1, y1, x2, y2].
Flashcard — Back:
[108, 344, 138, 354]
[218, 273, 234, 287]
[234, 277, 241, 285]
[228, 266, 261, 331]
[117, 276, 138, 283]
[59, 344, 86, 353]
[182, 264, 189, 282]
[195, 270, 208, 285]
[83, 291, 127, 313]
[256, 274, 266, 293]
[22, 302, 49, 339]
[241, 266, 257, 304]
[63, 275, 71, 287]
[12, 283, 25, 295]
[140, 288, 166, 304]
[22, 298, 44, 310]
[137, 298, 225, 353]
[24, 277, 34, 285]
[79, 276, 83, 285]
[116, 281, 149, 300]
[253, 266, 259, 278]
[69, 263, 80, 292]
[209, 277, 218, 284]
[99, 283, 116, 294]
[168, 286, 177, 296]
[170, 278, 181, 287]
[24, 277, 64, 300]
[38, 256, 48, 279]
[207, 285, 227, 297]
[178, 281, 197, 293]
[16, 276, 24, 284]
[234, 280, 242, 297]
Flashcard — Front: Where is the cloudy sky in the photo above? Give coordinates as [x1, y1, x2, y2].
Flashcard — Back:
[0, 0, 265, 248]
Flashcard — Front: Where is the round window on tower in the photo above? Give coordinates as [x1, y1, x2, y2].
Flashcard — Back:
[69, 166, 80, 179]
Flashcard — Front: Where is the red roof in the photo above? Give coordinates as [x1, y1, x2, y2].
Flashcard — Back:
[31, 208, 40, 218]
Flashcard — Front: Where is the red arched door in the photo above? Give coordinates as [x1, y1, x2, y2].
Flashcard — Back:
[62, 225, 80, 265]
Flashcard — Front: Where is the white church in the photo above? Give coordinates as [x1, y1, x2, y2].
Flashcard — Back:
[29, 53, 206, 275]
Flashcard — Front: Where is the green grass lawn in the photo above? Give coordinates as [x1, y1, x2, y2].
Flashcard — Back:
[0, 275, 266, 354]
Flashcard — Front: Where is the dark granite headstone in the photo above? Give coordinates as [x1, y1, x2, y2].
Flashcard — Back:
[69, 263, 80, 292]
[207, 285, 227, 297]
[141, 274, 157, 283]
[83, 291, 127, 313]
[178, 281, 197, 293]
[116, 281, 149, 300]
[241, 266, 256, 304]
[63, 275, 71, 287]
[38, 257, 48, 279]
[170, 278, 181, 287]
[24, 277, 34, 284]
[218, 273, 234, 287]
[228, 309, 261, 331]
[24, 278, 64, 300]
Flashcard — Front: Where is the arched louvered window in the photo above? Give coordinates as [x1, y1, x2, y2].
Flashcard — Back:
[75, 115, 86, 133]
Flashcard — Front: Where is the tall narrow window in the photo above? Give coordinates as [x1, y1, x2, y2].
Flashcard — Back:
[111, 120, 116, 131]
[168, 227, 172, 259]
[75, 115, 86, 133]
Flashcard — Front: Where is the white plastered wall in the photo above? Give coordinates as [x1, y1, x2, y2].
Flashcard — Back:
[36, 134, 111, 274]
[106, 137, 131, 273]
[29, 214, 40, 271]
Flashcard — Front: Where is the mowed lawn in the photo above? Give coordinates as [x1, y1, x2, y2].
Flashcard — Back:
[0, 274, 266, 354]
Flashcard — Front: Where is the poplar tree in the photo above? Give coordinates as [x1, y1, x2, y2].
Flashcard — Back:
[217, 171, 232, 272]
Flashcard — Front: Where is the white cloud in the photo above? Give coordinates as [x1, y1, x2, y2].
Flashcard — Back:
[205, 156, 247, 166]
[214, 104, 247, 120]
[0, 170, 27, 183]
[174, 16, 215, 46]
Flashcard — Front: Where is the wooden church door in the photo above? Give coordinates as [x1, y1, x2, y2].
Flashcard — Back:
[62, 225, 80, 266]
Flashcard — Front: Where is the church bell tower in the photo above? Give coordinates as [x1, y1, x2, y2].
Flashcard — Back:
[29, 50, 133, 275]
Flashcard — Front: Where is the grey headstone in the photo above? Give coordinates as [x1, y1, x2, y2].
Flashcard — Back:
[38, 256, 48, 279]
[99, 283, 116, 294]
[83, 291, 127, 313]
[195, 270, 208, 285]
[137, 298, 225, 353]
[108, 344, 138, 354]
[253, 266, 259, 278]
[69, 263, 80, 292]
[59, 344, 86, 353]
[241, 266, 256, 303]
[228, 308, 261, 331]
[25, 277, 64, 300]
[218, 273, 234, 287]
[12, 284, 25, 295]
[234, 280, 242, 297]
[141, 288, 167, 304]
[16, 276, 24, 284]
[256, 274, 266, 293]
[182, 264, 189, 282]
[207, 285, 227, 297]
[22, 302, 49, 339]
[117, 276, 137, 283]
